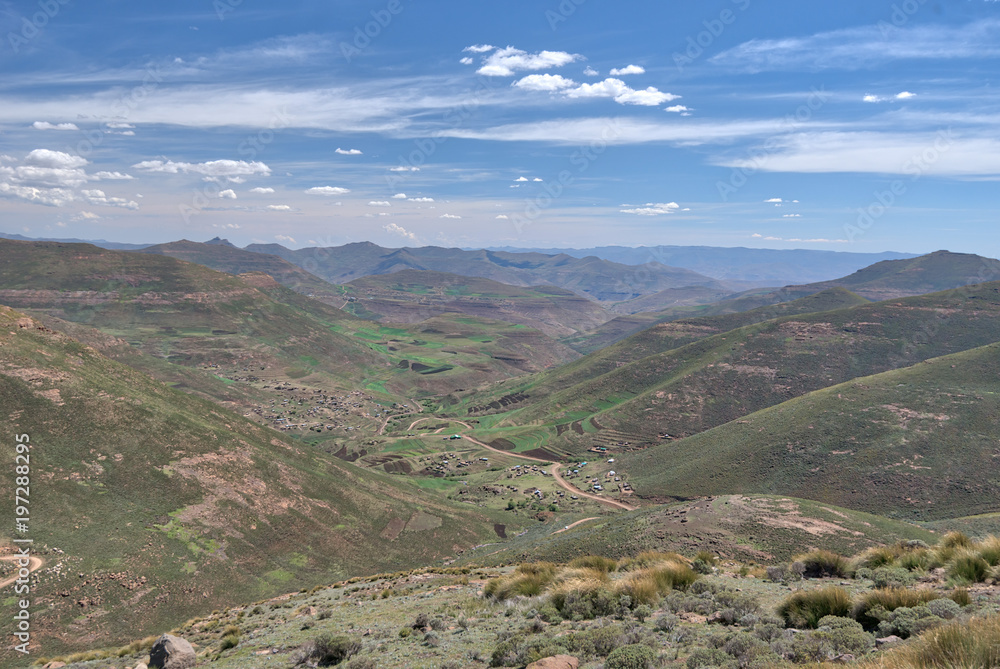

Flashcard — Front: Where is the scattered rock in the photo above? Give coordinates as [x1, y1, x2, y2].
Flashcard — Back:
[832, 655, 855, 664]
[876, 635, 904, 648]
[149, 634, 196, 669]
[43, 663, 67, 668]
[706, 611, 726, 624]
[526, 656, 580, 669]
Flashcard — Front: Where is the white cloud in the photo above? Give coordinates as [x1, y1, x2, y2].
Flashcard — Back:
[463, 44, 496, 53]
[782, 214, 802, 218]
[665, 105, 691, 113]
[305, 186, 350, 195]
[73, 211, 100, 220]
[896, 91, 917, 100]
[609, 64, 645, 76]
[106, 122, 135, 129]
[275, 235, 296, 244]
[440, 213, 462, 219]
[132, 159, 271, 177]
[32, 121, 79, 130]
[390, 166, 419, 172]
[495, 214, 509, 220]
[764, 198, 783, 203]
[711, 18, 1000, 71]
[408, 197, 434, 202]
[383, 223, 418, 242]
[477, 46, 581, 76]
[515, 176, 529, 182]
[335, 148, 363, 155]
[564, 78, 679, 106]
[459, 57, 474, 65]
[250, 187, 275, 194]
[265, 204, 293, 211]
[863, 94, 883, 103]
[620, 202, 679, 216]
[219, 189, 237, 199]
[583, 66, 599, 76]
[392, 193, 407, 199]
[368, 200, 391, 206]
[25, 149, 87, 169]
[512, 74, 577, 92]
[81, 189, 140, 210]
[93, 171, 135, 180]
[532, 178, 543, 182]
[0, 183, 75, 207]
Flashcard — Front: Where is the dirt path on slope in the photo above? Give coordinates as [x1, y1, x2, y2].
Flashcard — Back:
[554, 517, 601, 534]
[0, 555, 43, 589]
[460, 435, 636, 511]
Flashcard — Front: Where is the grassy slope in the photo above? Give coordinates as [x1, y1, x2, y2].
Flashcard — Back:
[622, 341, 1000, 521]
[460, 495, 936, 566]
[0, 305, 502, 660]
[449, 281, 1000, 453]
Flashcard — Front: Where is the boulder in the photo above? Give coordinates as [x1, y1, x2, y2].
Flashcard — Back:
[43, 663, 67, 669]
[149, 634, 196, 669]
[876, 635, 904, 648]
[526, 656, 579, 669]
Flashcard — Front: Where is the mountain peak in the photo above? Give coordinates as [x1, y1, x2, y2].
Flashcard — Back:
[205, 237, 236, 247]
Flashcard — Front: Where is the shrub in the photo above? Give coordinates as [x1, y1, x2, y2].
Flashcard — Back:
[869, 614, 1000, 668]
[875, 605, 944, 639]
[927, 597, 961, 620]
[654, 613, 678, 632]
[489, 638, 521, 667]
[485, 563, 558, 600]
[871, 566, 916, 589]
[310, 634, 361, 666]
[814, 615, 876, 655]
[853, 588, 940, 630]
[398, 627, 411, 638]
[219, 633, 239, 651]
[633, 604, 653, 622]
[569, 555, 617, 573]
[605, 644, 656, 669]
[897, 548, 932, 572]
[777, 587, 852, 629]
[686, 647, 737, 669]
[796, 550, 850, 578]
[947, 550, 989, 584]
[344, 660, 377, 669]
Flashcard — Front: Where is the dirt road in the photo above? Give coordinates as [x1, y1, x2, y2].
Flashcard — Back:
[0, 555, 43, 589]
[461, 435, 636, 511]
[554, 517, 600, 534]
[407, 416, 473, 432]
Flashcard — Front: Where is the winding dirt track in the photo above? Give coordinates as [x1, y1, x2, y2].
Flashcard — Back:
[460, 435, 636, 511]
[554, 517, 601, 534]
[0, 555, 43, 589]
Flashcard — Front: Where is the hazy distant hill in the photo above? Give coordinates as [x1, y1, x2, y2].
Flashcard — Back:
[244, 241, 734, 302]
[343, 269, 613, 337]
[0, 230, 152, 250]
[488, 245, 917, 285]
[139, 238, 340, 298]
[568, 251, 1000, 350]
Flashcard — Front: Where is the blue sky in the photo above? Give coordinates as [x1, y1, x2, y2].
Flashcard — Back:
[1, 0, 999, 255]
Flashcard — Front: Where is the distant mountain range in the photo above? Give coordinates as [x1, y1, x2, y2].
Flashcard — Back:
[487, 245, 918, 285]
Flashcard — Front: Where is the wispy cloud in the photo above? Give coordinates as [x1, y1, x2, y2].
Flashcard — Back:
[609, 64, 645, 76]
[620, 202, 679, 216]
[305, 186, 350, 195]
[335, 148, 363, 155]
[476, 46, 581, 76]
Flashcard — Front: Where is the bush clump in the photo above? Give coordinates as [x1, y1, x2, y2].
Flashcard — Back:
[309, 634, 361, 666]
[605, 644, 657, 669]
[853, 588, 940, 630]
[569, 555, 618, 573]
[947, 550, 989, 584]
[777, 586, 852, 629]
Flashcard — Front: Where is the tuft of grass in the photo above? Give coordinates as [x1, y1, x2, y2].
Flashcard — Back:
[939, 531, 972, 550]
[568, 555, 617, 573]
[617, 551, 688, 571]
[795, 550, 850, 578]
[946, 550, 989, 584]
[976, 535, 1000, 566]
[852, 545, 901, 570]
[777, 586, 853, 629]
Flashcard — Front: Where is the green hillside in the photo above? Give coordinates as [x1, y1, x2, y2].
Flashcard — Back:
[621, 341, 1000, 521]
[446, 281, 1000, 460]
[0, 305, 503, 661]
